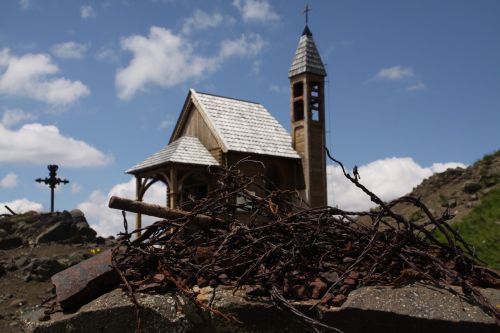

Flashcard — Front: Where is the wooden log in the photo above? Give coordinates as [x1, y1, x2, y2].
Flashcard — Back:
[4, 205, 16, 215]
[108, 196, 227, 230]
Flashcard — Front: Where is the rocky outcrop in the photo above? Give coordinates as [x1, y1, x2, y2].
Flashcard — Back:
[393, 150, 500, 225]
[22, 283, 500, 333]
[0, 209, 96, 246]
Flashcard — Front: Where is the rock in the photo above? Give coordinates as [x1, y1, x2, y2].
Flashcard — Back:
[448, 199, 457, 208]
[69, 209, 85, 219]
[94, 236, 105, 244]
[9, 298, 27, 308]
[51, 249, 120, 310]
[0, 237, 23, 250]
[0, 210, 99, 248]
[308, 278, 327, 299]
[36, 222, 75, 244]
[15, 256, 31, 268]
[291, 284, 307, 299]
[22, 289, 192, 333]
[339, 284, 351, 294]
[23, 258, 66, 282]
[329, 284, 500, 333]
[344, 278, 356, 286]
[331, 294, 347, 306]
[342, 257, 355, 263]
[319, 271, 339, 283]
[463, 182, 482, 194]
[75, 225, 97, 242]
[4, 260, 17, 271]
[38, 314, 50, 322]
[22, 284, 500, 333]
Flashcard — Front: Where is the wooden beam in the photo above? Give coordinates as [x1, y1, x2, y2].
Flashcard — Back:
[108, 196, 227, 230]
[135, 176, 143, 237]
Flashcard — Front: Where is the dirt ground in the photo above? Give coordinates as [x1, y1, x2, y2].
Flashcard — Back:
[0, 242, 113, 333]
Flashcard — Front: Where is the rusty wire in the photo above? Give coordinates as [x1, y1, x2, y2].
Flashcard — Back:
[112, 154, 500, 332]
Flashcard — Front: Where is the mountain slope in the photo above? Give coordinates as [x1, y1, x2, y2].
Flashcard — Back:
[396, 150, 500, 268]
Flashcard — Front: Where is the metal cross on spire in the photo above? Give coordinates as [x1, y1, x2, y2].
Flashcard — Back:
[36, 164, 69, 213]
[303, 3, 311, 26]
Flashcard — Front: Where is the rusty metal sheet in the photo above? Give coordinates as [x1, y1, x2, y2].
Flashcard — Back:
[51, 249, 120, 310]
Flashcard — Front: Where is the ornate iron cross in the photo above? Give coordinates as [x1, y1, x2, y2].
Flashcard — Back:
[36, 165, 69, 213]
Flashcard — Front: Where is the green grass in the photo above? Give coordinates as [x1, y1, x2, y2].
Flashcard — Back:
[436, 188, 500, 269]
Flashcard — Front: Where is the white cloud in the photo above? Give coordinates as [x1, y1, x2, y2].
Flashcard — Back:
[0, 198, 43, 214]
[0, 48, 90, 104]
[327, 157, 466, 211]
[95, 47, 119, 63]
[0, 123, 113, 167]
[233, 0, 280, 22]
[250, 60, 261, 76]
[78, 178, 167, 237]
[159, 118, 175, 129]
[116, 27, 216, 100]
[181, 9, 224, 35]
[80, 5, 96, 20]
[116, 26, 264, 100]
[1, 108, 37, 128]
[429, 162, 466, 173]
[406, 81, 426, 91]
[219, 33, 264, 59]
[19, 0, 31, 10]
[374, 66, 414, 81]
[51, 41, 89, 59]
[269, 83, 286, 93]
[0, 172, 18, 188]
[71, 183, 82, 193]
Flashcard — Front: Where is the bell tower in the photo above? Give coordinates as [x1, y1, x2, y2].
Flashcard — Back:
[289, 24, 327, 207]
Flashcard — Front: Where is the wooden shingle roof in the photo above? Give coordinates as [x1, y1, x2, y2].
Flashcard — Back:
[191, 90, 300, 159]
[126, 136, 219, 174]
[288, 26, 327, 78]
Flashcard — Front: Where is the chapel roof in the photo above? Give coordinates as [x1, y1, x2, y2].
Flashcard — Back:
[126, 136, 219, 174]
[185, 89, 300, 159]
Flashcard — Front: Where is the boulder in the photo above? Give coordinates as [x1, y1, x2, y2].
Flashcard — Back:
[463, 182, 482, 194]
[24, 258, 65, 282]
[0, 237, 23, 250]
[74, 222, 97, 242]
[35, 222, 75, 244]
[22, 289, 192, 333]
[0, 263, 6, 277]
[22, 283, 500, 333]
[69, 209, 85, 219]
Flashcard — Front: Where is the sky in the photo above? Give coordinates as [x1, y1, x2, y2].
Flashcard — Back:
[1, 0, 499, 236]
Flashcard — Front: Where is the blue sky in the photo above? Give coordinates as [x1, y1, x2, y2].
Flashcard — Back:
[1, 1, 499, 235]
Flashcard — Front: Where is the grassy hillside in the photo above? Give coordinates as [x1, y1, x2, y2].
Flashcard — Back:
[438, 187, 500, 269]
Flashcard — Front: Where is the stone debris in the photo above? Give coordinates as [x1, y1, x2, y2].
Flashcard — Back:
[22, 284, 500, 333]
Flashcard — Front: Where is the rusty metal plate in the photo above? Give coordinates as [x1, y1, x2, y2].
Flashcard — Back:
[51, 249, 120, 310]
